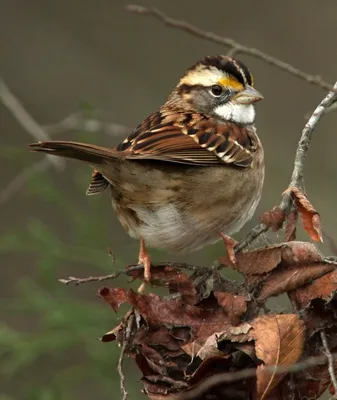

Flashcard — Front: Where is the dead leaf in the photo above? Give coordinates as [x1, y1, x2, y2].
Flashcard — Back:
[284, 187, 323, 242]
[128, 265, 197, 305]
[98, 287, 127, 312]
[259, 206, 285, 232]
[250, 314, 305, 399]
[226, 241, 322, 276]
[127, 290, 230, 339]
[100, 322, 123, 342]
[290, 268, 337, 309]
[257, 264, 335, 303]
[285, 209, 298, 241]
[214, 291, 247, 325]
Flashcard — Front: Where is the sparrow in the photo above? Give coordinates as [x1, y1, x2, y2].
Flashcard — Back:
[29, 55, 264, 290]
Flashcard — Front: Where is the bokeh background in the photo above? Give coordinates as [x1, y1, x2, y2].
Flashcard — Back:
[1, 1, 336, 399]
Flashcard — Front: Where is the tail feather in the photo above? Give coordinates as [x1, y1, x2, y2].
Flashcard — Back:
[29, 141, 119, 165]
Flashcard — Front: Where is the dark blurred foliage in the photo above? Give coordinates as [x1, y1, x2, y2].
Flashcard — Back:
[0, 1, 336, 399]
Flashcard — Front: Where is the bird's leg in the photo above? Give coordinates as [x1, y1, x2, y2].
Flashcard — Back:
[219, 232, 238, 265]
[137, 238, 151, 293]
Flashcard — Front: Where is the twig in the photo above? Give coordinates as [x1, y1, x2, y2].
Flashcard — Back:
[59, 262, 202, 285]
[118, 312, 135, 400]
[126, 5, 335, 93]
[43, 112, 130, 137]
[0, 111, 129, 206]
[177, 350, 336, 400]
[320, 331, 337, 398]
[0, 78, 64, 169]
[236, 78, 337, 252]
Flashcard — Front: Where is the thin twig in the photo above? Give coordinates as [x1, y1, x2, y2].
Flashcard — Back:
[118, 312, 134, 400]
[0, 78, 64, 169]
[236, 79, 337, 253]
[59, 262, 202, 285]
[0, 111, 129, 206]
[177, 350, 335, 400]
[43, 112, 130, 137]
[126, 5, 335, 93]
[320, 331, 337, 398]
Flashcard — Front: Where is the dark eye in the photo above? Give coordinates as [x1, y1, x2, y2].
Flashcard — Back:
[210, 85, 223, 97]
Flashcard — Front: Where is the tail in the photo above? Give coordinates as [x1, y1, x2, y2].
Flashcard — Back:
[29, 141, 119, 165]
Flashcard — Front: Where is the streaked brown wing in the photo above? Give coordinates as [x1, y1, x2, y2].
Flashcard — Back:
[115, 110, 255, 167]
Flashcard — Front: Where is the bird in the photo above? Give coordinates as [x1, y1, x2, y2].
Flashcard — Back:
[29, 55, 265, 291]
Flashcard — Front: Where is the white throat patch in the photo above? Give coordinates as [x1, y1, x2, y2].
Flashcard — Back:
[214, 103, 255, 124]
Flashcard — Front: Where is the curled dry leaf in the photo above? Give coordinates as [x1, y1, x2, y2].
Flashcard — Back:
[290, 268, 337, 309]
[127, 265, 197, 305]
[257, 264, 335, 304]
[214, 291, 247, 325]
[284, 186, 323, 242]
[285, 209, 298, 241]
[127, 291, 230, 339]
[259, 206, 285, 232]
[226, 241, 322, 276]
[98, 287, 127, 312]
[250, 314, 305, 399]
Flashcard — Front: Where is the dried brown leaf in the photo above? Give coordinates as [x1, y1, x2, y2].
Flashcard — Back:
[128, 265, 197, 305]
[285, 209, 298, 241]
[100, 322, 123, 342]
[127, 290, 230, 339]
[251, 314, 305, 399]
[257, 264, 335, 303]
[98, 287, 127, 312]
[284, 186, 323, 242]
[259, 206, 285, 232]
[214, 291, 247, 325]
[290, 268, 337, 309]
[227, 241, 321, 276]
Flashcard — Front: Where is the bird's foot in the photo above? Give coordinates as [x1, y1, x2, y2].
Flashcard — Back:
[137, 238, 151, 293]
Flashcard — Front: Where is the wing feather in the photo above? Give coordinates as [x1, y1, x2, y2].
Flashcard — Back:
[115, 110, 256, 167]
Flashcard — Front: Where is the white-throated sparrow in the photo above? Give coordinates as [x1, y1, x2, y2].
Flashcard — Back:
[30, 55, 264, 288]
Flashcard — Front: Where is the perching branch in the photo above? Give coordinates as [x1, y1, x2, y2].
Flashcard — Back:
[235, 78, 337, 252]
[126, 5, 336, 93]
[320, 331, 337, 399]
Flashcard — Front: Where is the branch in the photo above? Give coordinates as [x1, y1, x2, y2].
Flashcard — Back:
[236, 78, 337, 252]
[59, 262, 202, 285]
[0, 111, 130, 206]
[126, 5, 335, 93]
[177, 351, 336, 400]
[43, 112, 130, 137]
[320, 331, 337, 398]
[0, 78, 64, 169]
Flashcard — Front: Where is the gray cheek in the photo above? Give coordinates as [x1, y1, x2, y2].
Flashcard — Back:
[191, 90, 217, 114]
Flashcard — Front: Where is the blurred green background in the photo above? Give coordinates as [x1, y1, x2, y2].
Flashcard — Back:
[0, 1, 336, 399]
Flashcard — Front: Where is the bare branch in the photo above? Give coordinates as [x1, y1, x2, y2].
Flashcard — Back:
[126, 5, 335, 93]
[320, 331, 337, 398]
[43, 112, 130, 137]
[59, 262, 202, 285]
[0, 78, 64, 169]
[177, 350, 336, 400]
[236, 79, 337, 252]
[0, 111, 129, 206]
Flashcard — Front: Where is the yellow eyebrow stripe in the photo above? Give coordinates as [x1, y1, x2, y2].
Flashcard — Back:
[218, 77, 244, 91]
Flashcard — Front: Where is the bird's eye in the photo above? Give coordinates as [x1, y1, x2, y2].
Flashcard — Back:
[210, 85, 223, 97]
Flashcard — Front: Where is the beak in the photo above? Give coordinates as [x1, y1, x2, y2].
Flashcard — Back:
[231, 85, 263, 104]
